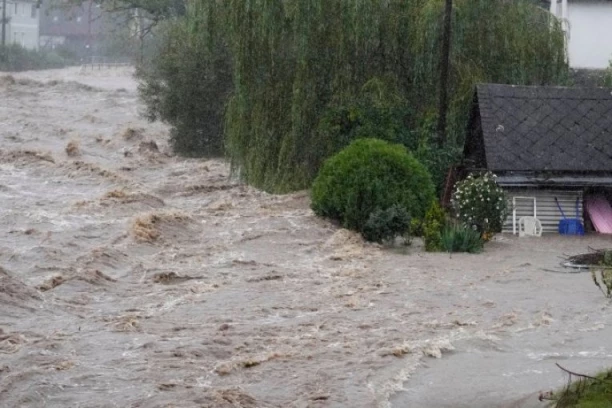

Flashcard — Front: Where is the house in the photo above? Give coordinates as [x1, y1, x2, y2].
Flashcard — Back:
[549, 0, 612, 69]
[38, 0, 104, 57]
[462, 83, 612, 233]
[1, 0, 40, 50]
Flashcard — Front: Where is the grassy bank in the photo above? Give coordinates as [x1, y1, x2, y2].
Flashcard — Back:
[546, 368, 612, 408]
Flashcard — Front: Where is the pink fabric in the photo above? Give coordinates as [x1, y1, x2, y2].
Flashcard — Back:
[586, 196, 612, 234]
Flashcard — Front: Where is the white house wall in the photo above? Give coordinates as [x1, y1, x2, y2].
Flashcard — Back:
[566, 1, 612, 69]
[5, 1, 39, 50]
[503, 189, 584, 234]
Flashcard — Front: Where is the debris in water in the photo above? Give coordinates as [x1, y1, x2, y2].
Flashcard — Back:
[0, 329, 27, 354]
[130, 211, 190, 243]
[152, 272, 197, 284]
[37, 275, 66, 291]
[65, 140, 80, 157]
[121, 126, 144, 140]
[138, 140, 159, 154]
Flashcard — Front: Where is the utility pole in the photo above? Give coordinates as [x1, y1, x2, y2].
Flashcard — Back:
[1, 0, 7, 61]
[436, 0, 453, 148]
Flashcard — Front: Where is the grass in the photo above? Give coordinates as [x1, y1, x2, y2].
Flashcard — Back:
[440, 224, 484, 253]
[545, 368, 612, 408]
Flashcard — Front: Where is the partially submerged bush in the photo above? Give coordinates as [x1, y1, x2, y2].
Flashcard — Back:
[311, 138, 434, 241]
[423, 201, 446, 252]
[138, 2, 231, 157]
[451, 172, 508, 236]
[362, 205, 411, 244]
[592, 250, 612, 298]
[440, 223, 484, 254]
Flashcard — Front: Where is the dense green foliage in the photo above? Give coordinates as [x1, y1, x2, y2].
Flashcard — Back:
[440, 224, 484, 253]
[451, 172, 508, 235]
[362, 205, 411, 244]
[0, 44, 71, 72]
[423, 201, 447, 252]
[138, 1, 231, 156]
[311, 139, 434, 239]
[220, 0, 568, 192]
[140, 0, 568, 192]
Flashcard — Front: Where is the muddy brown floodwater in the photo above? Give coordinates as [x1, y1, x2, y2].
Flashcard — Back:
[1, 68, 612, 408]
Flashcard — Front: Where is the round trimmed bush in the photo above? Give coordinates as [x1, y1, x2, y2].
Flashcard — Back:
[311, 138, 435, 237]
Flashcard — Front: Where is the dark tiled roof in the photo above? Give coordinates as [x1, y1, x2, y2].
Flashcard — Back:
[476, 84, 612, 172]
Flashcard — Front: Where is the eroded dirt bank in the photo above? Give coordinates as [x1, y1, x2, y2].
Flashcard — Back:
[1, 68, 611, 408]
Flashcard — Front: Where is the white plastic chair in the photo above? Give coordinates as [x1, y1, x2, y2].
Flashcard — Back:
[518, 216, 542, 237]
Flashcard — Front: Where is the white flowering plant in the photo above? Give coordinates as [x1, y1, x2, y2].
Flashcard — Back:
[450, 172, 508, 236]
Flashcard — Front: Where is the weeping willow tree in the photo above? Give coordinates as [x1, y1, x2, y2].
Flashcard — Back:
[143, 0, 567, 192]
[220, 0, 568, 193]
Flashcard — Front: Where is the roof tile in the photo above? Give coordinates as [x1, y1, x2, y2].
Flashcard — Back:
[476, 84, 612, 172]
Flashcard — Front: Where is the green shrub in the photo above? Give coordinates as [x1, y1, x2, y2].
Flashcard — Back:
[440, 224, 484, 253]
[362, 205, 411, 244]
[137, 2, 231, 157]
[451, 172, 508, 235]
[0, 44, 70, 72]
[311, 138, 435, 239]
[313, 77, 416, 164]
[410, 218, 424, 237]
[423, 201, 446, 252]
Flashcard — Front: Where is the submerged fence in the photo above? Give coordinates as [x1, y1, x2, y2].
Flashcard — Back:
[79, 56, 132, 72]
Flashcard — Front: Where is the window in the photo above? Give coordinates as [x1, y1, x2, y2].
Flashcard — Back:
[31, 4, 36, 18]
[53, 15, 58, 22]
[76, 16, 82, 23]
[14, 3, 17, 15]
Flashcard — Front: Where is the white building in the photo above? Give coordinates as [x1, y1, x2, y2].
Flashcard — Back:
[551, 0, 612, 69]
[2, 0, 40, 50]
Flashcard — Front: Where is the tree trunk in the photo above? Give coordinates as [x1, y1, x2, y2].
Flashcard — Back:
[436, 0, 453, 148]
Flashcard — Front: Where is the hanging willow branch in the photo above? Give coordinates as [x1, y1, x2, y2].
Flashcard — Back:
[161, 0, 568, 193]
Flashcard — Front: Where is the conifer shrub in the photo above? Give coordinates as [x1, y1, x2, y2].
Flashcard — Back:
[311, 138, 434, 241]
[423, 201, 447, 252]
